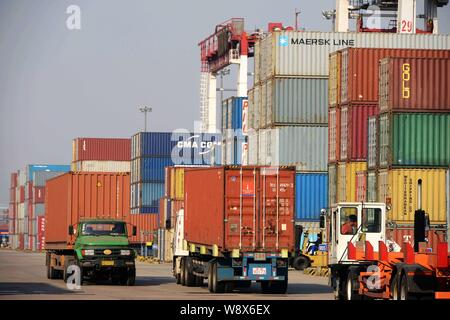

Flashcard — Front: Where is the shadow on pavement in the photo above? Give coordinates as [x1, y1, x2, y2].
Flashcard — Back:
[0, 282, 77, 296]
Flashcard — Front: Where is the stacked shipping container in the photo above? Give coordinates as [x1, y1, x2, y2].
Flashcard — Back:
[221, 97, 248, 165]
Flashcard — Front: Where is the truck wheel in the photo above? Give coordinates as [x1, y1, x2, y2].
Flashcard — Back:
[120, 268, 136, 286]
[208, 264, 214, 293]
[391, 273, 400, 300]
[292, 256, 310, 270]
[346, 268, 363, 300]
[400, 273, 417, 300]
[176, 272, 181, 284]
[261, 279, 288, 294]
[211, 262, 225, 293]
[184, 259, 196, 287]
[180, 258, 187, 286]
[195, 275, 203, 287]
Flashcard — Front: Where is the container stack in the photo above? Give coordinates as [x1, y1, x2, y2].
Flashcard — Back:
[221, 97, 248, 165]
[328, 47, 450, 205]
[0, 207, 8, 246]
[368, 56, 450, 243]
[71, 137, 131, 172]
[8, 173, 17, 248]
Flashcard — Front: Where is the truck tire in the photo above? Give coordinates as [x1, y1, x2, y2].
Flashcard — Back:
[208, 264, 214, 293]
[184, 259, 196, 287]
[400, 273, 417, 300]
[120, 268, 136, 286]
[391, 273, 400, 300]
[292, 256, 310, 270]
[176, 272, 181, 284]
[210, 262, 225, 293]
[261, 279, 288, 294]
[195, 275, 203, 287]
[180, 258, 187, 286]
[345, 268, 363, 300]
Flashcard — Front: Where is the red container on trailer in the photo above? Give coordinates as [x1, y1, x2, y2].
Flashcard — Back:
[184, 166, 296, 253]
[340, 48, 450, 104]
[386, 226, 446, 254]
[45, 172, 131, 249]
[73, 138, 131, 161]
[379, 57, 450, 112]
[37, 216, 45, 251]
[128, 214, 158, 244]
[340, 103, 378, 161]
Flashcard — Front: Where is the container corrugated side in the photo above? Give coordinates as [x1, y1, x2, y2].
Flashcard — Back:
[32, 171, 68, 187]
[379, 113, 450, 168]
[366, 170, 377, 202]
[72, 161, 131, 173]
[328, 164, 338, 206]
[355, 171, 367, 202]
[139, 182, 165, 209]
[328, 107, 340, 163]
[258, 126, 328, 171]
[257, 31, 450, 81]
[337, 162, 367, 202]
[73, 138, 131, 162]
[27, 165, 70, 181]
[295, 173, 328, 221]
[379, 57, 450, 112]
[248, 130, 259, 165]
[329, 51, 341, 107]
[386, 226, 446, 255]
[378, 168, 448, 223]
[247, 88, 255, 130]
[262, 78, 328, 127]
[340, 48, 450, 105]
[260, 82, 267, 128]
[367, 116, 378, 169]
[170, 167, 185, 200]
[340, 103, 378, 161]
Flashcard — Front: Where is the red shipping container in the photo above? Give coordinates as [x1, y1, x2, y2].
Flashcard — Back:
[340, 103, 378, 161]
[170, 200, 184, 228]
[159, 198, 166, 229]
[9, 188, 16, 204]
[18, 234, 24, 250]
[164, 167, 171, 198]
[34, 187, 45, 204]
[45, 172, 131, 249]
[184, 167, 296, 253]
[386, 227, 446, 254]
[128, 214, 158, 244]
[355, 171, 367, 202]
[328, 107, 341, 163]
[73, 137, 131, 161]
[27, 200, 33, 219]
[379, 57, 450, 112]
[341, 48, 450, 104]
[10, 173, 17, 189]
[19, 186, 25, 203]
[26, 182, 33, 200]
[37, 216, 45, 251]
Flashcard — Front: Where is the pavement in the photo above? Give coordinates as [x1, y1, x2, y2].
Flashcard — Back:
[0, 249, 334, 300]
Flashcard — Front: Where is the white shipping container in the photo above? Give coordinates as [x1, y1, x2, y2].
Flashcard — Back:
[260, 82, 267, 128]
[248, 130, 259, 165]
[367, 116, 378, 169]
[72, 161, 130, 173]
[367, 171, 377, 202]
[18, 170, 26, 186]
[258, 126, 328, 171]
[256, 31, 450, 81]
[17, 203, 25, 220]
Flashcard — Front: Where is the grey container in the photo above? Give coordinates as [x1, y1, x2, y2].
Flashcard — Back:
[367, 116, 378, 169]
[328, 163, 338, 206]
[34, 204, 45, 216]
[366, 170, 377, 202]
[258, 125, 328, 171]
[261, 78, 328, 128]
[33, 171, 67, 187]
[255, 31, 450, 81]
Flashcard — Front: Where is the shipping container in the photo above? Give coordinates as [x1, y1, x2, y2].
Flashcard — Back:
[328, 107, 340, 163]
[329, 51, 341, 107]
[222, 132, 247, 165]
[337, 162, 367, 202]
[184, 167, 295, 252]
[73, 138, 131, 162]
[260, 78, 328, 128]
[32, 171, 68, 187]
[10, 172, 18, 189]
[367, 170, 377, 202]
[328, 164, 338, 206]
[33, 187, 45, 204]
[135, 182, 164, 209]
[295, 173, 328, 221]
[367, 116, 378, 169]
[386, 226, 446, 254]
[247, 88, 256, 130]
[340, 48, 450, 105]
[250, 85, 261, 130]
[256, 31, 450, 81]
[355, 171, 367, 202]
[378, 168, 448, 224]
[169, 167, 185, 200]
[37, 216, 45, 251]
[379, 57, 450, 112]
[128, 213, 158, 244]
[71, 161, 130, 173]
[260, 82, 267, 127]
[248, 130, 259, 165]
[45, 172, 131, 248]
[34, 204, 45, 216]
[379, 113, 450, 168]
[258, 126, 328, 171]
[340, 103, 378, 161]
[222, 97, 247, 130]
[131, 157, 173, 183]
[26, 165, 70, 182]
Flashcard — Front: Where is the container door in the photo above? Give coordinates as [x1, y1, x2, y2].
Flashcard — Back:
[259, 168, 295, 252]
[224, 169, 257, 251]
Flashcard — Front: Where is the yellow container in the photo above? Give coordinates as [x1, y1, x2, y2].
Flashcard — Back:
[169, 167, 185, 200]
[337, 162, 367, 202]
[328, 51, 341, 107]
[378, 168, 448, 224]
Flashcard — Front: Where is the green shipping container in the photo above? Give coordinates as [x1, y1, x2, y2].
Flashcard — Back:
[379, 113, 450, 168]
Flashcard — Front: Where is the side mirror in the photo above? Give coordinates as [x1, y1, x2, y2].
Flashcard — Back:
[319, 210, 326, 230]
[68, 225, 74, 236]
[132, 226, 137, 236]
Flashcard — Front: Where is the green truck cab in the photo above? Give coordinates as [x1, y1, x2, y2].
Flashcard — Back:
[46, 219, 137, 286]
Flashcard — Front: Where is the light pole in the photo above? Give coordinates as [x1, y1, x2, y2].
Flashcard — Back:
[139, 106, 152, 132]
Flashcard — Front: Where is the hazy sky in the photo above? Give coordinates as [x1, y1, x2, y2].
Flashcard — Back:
[0, 0, 449, 205]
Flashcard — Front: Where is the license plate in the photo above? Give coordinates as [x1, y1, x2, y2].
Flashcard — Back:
[101, 260, 114, 266]
[254, 253, 266, 261]
[252, 267, 267, 275]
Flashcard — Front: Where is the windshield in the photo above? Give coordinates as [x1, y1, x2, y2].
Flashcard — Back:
[81, 222, 127, 236]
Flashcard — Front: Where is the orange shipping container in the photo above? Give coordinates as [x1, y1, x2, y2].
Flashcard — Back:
[45, 172, 131, 249]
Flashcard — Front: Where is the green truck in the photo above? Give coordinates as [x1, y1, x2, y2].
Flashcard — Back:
[44, 172, 137, 286]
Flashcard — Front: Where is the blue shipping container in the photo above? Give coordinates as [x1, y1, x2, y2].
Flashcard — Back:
[131, 207, 158, 214]
[27, 164, 70, 181]
[134, 182, 165, 208]
[140, 157, 173, 182]
[222, 97, 247, 131]
[295, 173, 328, 221]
